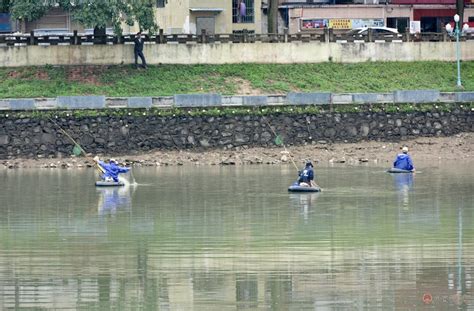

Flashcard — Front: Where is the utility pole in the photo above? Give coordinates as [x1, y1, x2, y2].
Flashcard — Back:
[268, 0, 278, 34]
[456, 0, 464, 23]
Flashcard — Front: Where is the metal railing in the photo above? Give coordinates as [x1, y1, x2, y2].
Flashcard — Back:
[0, 29, 473, 46]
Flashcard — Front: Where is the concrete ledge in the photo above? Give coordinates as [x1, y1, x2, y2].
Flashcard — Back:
[0, 100, 10, 110]
[107, 98, 128, 108]
[9, 99, 36, 110]
[35, 98, 57, 110]
[0, 91, 470, 111]
[174, 94, 222, 107]
[332, 94, 353, 104]
[352, 93, 393, 104]
[287, 92, 331, 105]
[152, 96, 174, 107]
[455, 92, 474, 102]
[267, 95, 286, 105]
[439, 92, 456, 102]
[57, 96, 106, 109]
[222, 96, 243, 106]
[128, 97, 152, 108]
[242, 96, 268, 106]
[394, 90, 440, 103]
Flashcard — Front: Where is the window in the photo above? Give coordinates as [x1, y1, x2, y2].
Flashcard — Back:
[156, 0, 166, 8]
[232, 0, 254, 24]
[469, 17, 474, 23]
[387, 17, 409, 33]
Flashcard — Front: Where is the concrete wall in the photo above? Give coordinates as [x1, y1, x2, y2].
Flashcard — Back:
[0, 41, 473, 67]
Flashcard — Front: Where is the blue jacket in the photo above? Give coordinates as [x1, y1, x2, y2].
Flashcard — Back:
[98, 161, 130, 182]
[393, 153, 414, 171]
[298, 167, 314, 184]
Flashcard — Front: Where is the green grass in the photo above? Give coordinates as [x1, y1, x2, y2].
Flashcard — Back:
[0, 61, 473, 98]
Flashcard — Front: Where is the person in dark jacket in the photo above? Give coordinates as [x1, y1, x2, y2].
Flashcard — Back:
[393, 146, 415, 171]
[94, 156, 130, 182]
[298, 161, 315, 187]
[134, 32, 147, 69]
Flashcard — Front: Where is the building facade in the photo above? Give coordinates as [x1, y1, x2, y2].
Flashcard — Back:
[153, 0, 263, 35]
[281, 0, 474, 34]
[4, 0, 473, 35]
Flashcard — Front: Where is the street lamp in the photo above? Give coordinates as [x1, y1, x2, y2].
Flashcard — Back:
[445, 14, 469, 88]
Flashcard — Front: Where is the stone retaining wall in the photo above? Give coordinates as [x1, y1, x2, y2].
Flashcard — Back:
[0, 105, 471, 159]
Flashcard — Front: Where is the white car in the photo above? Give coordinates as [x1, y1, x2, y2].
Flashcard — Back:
[346, 27, 401, 38]
[341, 27, 402, 43]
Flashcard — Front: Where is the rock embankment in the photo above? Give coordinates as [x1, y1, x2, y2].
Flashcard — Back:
[2, 133, 472, 169]
[0, 107, 472, 160]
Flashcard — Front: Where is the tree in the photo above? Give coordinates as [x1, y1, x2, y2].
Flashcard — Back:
[0, 0, 11, 13]
[9, 0, 158, 34]
[9, 0, 50, 21]
[267, 0, 278, 34]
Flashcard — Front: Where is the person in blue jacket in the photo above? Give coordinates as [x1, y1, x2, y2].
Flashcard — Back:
[393, 146, 415, 171]
[93, 156, 130, 182]
[298, 161, 315, 187]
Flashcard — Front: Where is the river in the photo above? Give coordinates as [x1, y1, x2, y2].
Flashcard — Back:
[0, 161, 473, 309]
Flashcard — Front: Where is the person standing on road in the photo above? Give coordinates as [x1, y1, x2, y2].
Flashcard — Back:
[134, 32, 147, 69]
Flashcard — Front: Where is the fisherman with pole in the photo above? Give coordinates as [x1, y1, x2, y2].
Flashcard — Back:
[93, 156, 130, 183]
[49, 117, 131, 183]
[297, 161, 316, 188]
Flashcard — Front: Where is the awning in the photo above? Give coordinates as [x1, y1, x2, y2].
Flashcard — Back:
[189, 8, 224, 13]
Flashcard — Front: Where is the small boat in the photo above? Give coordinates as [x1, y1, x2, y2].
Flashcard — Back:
[95, 180, 125, 187]
[387, 168, 414, 174]
[288, 183, 321, 193]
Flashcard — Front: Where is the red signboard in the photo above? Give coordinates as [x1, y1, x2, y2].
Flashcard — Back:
[392, 0, 454, 4]
[413, 9, 456, 21]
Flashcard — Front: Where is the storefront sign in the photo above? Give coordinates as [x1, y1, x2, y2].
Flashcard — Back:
[301, 18, 384, 30]
[329, 19, 352, 29]
[0, 13, 12, 33]
[410, 21, 421, 34]
[352, 19, 384, 28]
[301, 19, 328, 29]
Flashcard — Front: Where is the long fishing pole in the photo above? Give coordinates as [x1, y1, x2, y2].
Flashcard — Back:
[260, 114, 299, 172]
[48, 117, 105, 174]
[261, 112, 321, 189]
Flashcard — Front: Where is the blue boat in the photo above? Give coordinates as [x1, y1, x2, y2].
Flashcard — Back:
[387, 168, 414, 174]
[95, 181, 125, 187]
[288, 182, 321, 193]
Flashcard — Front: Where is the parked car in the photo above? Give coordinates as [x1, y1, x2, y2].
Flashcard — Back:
[346, 27, 402, 38]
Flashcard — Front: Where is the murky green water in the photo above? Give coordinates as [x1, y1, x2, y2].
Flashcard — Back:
[0, 161, 473, 310]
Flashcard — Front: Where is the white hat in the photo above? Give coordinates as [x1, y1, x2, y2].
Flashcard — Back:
[402, 146, 408, 153]
[110, 158, 118, 164]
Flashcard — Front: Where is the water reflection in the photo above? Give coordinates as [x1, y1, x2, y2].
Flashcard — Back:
[289, 193, 319, 221]
[97, 186, 132, 217]
[0, 164, 472, 309]
[392, 173, 414, 207]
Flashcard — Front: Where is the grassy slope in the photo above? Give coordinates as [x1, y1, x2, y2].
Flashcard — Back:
[0, 61, 473, 98]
